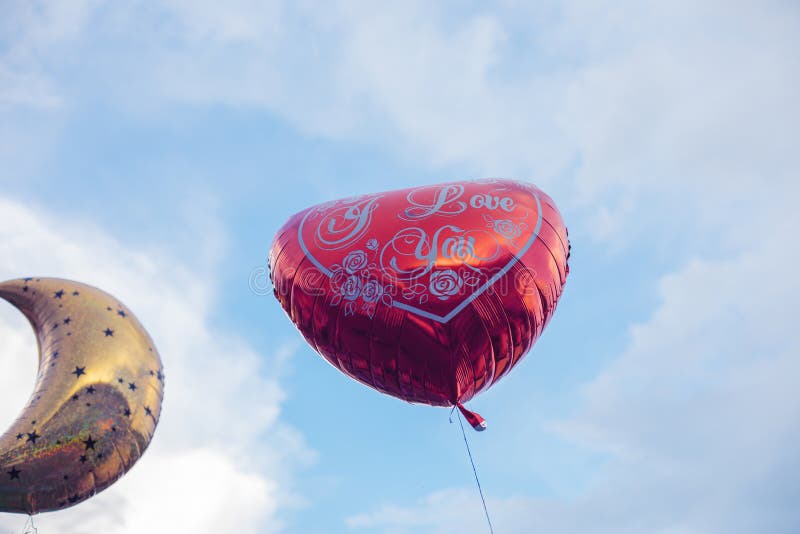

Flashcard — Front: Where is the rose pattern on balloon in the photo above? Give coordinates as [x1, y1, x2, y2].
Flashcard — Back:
[361, 279, 384, 307]
[428, 269, 463, 300]
[329, 242, 393, 317]
[342, 249, 368, 274]
[484, 214, 528, 246]
[340, 275, 362, 301]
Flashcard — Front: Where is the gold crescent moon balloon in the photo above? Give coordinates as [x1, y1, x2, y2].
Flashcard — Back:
[0, 277, 164, 514]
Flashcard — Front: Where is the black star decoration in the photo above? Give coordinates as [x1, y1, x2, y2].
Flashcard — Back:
[26, 431, 40, 444]
[72, 291, 80, 296]
[53, 290, 64, 299]
[123, 408, 131, 417]
[104, 328, 114, 337]
[79, 455, 87, 464]
[22, 286, 28, 292]
[83, 436, 96, 450]
[68, 494, 80, 503]
[15, 433, 23, 440]
[64, 317, 71, 325]
[52, 351, 59, 359]
[144, 406, 152, 416]
[128, 382, 137, 391]
[23, 277, 32, 282]
[7, 467, 21, 480]
[117, 309, 127, 318]
[118, 377, 124, 384]
[86, 385, 96, 395]
[72, 366, 86, 378]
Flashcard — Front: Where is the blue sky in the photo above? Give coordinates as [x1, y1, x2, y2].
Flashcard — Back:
[0, 1, 798, 533]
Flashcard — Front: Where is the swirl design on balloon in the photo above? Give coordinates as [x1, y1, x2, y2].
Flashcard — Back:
[400, 184, 467, 220]
[429, 270, 464, 300]
[296, 180, 544, 323]
[313, 195, 381, 250]
[342, 250, 368, 274]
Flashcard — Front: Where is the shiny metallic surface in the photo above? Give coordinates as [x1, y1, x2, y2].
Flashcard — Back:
[0, 278, 164, 514]
[270, 179, 569, 409]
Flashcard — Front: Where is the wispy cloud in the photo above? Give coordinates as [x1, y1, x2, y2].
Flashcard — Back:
[333, 2, 800, 533]
[345, 209, 800, 532]
[0, 197, 315, 533]
[2, 1, 798, 532]
[4, 1, 797, 244]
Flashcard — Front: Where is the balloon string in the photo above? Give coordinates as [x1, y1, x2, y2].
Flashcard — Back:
[455, 409, 495, 534]
[22, 515, 38, 534]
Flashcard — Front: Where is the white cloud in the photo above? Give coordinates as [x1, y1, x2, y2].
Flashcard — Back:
[345, 197, 800, 533]
[0, 197, 314, 533]
[322, 4, 799, 531]
[5, 1, 797, 245]
[344, 212, 800, 533]
[0, 1, 98, 110]
[141, 1, 576, 179]
[39, 450, 278, 534]
[2, 1, 798, 532]
[345, 488, 486, 533]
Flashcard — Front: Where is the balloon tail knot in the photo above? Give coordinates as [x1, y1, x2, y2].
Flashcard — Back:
[456, 402, 487, 432]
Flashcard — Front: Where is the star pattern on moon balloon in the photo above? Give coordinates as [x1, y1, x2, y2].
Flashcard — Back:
[0, 278, 164, 514]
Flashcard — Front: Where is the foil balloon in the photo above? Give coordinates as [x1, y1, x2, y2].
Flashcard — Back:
[270, 179, 569, 430]
[0, 278, 164, 514]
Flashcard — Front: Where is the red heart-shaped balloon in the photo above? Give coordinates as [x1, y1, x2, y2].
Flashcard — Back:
[270, 179, 569, 417]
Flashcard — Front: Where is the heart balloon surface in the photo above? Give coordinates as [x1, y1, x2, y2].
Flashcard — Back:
[270, 179, 569, 415]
